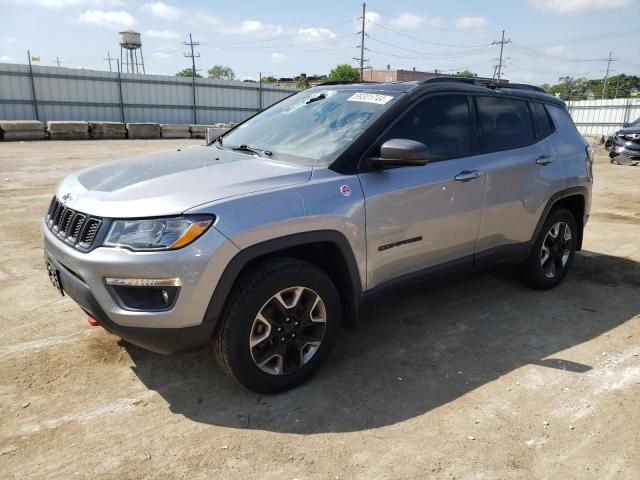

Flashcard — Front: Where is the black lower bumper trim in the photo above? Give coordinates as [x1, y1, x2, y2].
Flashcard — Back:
[46, 253, 215, 355]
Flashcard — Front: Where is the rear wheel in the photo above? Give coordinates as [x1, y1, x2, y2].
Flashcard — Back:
[521, 208, 577, 290]
[213, 257, 340, 393]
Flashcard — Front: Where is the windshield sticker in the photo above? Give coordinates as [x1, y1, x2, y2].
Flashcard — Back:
[347, 92, 393, 105]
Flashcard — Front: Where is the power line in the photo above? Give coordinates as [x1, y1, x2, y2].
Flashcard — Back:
[184, 33, 200, 124]
[491, 30, 511, 81]
[601, 51, 616, 100]
[103, 51, 114, 72]
[365, 35, 492, 58]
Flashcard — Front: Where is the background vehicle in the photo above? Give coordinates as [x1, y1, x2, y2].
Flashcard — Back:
[607, 117, 640, 165]
[43, 77, 593, 393]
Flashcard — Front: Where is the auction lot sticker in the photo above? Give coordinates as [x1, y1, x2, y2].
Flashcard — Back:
[347, 92, 394, 104]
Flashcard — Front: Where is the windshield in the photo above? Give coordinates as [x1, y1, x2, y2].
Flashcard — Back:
[630, 117, 640, 127]
[218, 88, 400, 166]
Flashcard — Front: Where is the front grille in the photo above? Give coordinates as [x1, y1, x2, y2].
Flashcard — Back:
[45, 196, 103, 250]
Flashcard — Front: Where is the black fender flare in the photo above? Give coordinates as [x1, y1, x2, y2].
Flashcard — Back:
[202, 230, 363, 327]
[530, 186, 589, 253]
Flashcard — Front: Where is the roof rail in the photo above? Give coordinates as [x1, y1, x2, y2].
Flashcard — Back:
[315, 80, 380, 86]
[419, 76, 546, 93]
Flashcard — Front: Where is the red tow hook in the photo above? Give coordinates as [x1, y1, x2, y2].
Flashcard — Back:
[87, 315, 100, 326]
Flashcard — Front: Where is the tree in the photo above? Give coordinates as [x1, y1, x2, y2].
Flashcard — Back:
[547, 76, 588, 100]
[261, 75, 276, 83]
[545, 74, 640, 100]
[296, 73, 310, 90]
[327, 64, 360, 82]
[455, 70, 477, 78]
[208, 65, 235, 80]
[176, 68, 202, 78]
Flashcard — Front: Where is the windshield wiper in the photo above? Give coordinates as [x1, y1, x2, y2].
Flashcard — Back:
[305, 93, 326, 104]
[231, 144, 272, 157]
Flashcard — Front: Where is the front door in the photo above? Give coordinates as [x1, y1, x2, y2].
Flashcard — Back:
[358, 94, 486, 290]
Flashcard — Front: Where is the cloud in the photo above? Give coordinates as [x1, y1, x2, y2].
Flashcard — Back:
[529, 0, 630, 13]
[271, 53, 287, 63]
[389, 12, 445, 29]
[12, 0, 124, 7]
[78, 9, 135, 29]
[294, 27, 337, 45]
[221, 20, 283, 38]
[390, 13, 426, 29]
[151, 52, 170, 59]
[145, 29, 180, 39]
[454, 16, 488, 30]
[544, 45, 566, 56]
[0, 55, 14, 62]
[142, 2, 183, 20]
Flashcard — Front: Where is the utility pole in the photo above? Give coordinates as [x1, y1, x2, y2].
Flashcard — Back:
[601, 51, 615, 100]
[491, 30, 511, 82]
[359, 3, 366, 81]
[104, 51, 114, 72]
[56, 56, 61, 68]
[184, 33, 200, 124]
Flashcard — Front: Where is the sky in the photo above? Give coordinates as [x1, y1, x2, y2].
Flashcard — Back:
[0, 0, 638, 86]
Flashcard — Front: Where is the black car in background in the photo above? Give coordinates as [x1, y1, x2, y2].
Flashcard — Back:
[607, 117, 640, 165]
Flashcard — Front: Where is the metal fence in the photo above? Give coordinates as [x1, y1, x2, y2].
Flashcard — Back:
[0, 63, 297, 125]
[566, 98, 640, 136]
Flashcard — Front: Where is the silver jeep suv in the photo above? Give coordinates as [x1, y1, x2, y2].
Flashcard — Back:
[43, 78, 593, 393]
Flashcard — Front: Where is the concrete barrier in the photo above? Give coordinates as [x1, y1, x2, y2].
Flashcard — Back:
[161, 124, 191, 139]
[189, 125, 214, 139]
[47, 121, 89, 140]
[126, 123, 161, 139]
[0, 120, 46, 140]
[89, 121, 126, 140]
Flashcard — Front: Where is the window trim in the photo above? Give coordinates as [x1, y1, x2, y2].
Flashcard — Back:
[529, 101, 557, 140]
[357, 92, 480, 172]
[473, 94, 539, 155]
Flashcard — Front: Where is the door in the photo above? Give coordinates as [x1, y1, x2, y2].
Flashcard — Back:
[358, 94, 486, 290]
[474, 97, 565, 255]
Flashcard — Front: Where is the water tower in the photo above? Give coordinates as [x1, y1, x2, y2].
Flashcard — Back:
[119, 30, 145, 74]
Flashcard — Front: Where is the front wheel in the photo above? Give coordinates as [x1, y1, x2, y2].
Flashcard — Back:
[521, 208, 577, 290]
[213, 257, 340, 393]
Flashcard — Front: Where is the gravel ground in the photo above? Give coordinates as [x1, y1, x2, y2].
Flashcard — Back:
[0, 140, 638, 479]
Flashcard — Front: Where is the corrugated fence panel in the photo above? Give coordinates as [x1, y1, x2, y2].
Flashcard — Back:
[566, 98, 640, 135]
[0, 63, 296, 125]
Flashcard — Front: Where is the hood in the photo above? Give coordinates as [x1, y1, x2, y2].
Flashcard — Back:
[617, 126, 640, 137]
[55, 146, 312, 218]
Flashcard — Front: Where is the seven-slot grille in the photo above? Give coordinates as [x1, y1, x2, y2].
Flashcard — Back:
[46, 196, 102, 249]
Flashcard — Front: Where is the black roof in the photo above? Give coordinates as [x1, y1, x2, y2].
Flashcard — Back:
[314, 77, 563, 106]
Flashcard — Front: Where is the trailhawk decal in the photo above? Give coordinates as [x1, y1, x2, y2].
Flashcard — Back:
[378, 236, 423, 252]
[347, 92, 394, 105]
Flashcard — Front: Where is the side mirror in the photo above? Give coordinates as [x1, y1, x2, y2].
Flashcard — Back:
[623, 122, 630, 128]
[369, 139, 429, 168]
[206, 127, 220, 146]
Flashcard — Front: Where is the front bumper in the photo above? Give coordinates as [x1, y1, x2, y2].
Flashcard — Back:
[42, 219, 239, 354]
[609, 139, 640, 159]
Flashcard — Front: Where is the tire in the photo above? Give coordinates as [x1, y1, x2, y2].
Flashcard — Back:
[521, 207, 578, 290]
[213, 257, 340, 394]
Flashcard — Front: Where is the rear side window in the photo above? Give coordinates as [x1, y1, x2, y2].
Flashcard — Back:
[382, 95, 473, 161]
[476, 96, 535, 152]
[531, 102, 554, 138]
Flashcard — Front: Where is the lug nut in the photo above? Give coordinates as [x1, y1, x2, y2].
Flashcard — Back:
[277, 327, 282, 332]
[294, 321, 299, 326]
[291, 333, 296, 338]
[281, 337, 286, 342]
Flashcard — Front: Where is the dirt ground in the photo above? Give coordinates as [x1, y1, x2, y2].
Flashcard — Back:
[0, 139, 638, 480]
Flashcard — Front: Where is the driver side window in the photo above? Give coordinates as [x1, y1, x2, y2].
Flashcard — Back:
[382, 95, 473, 162]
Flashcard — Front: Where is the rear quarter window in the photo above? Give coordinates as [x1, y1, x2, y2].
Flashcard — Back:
[476, 96, 536, 152]
[531, 102, 555, 138]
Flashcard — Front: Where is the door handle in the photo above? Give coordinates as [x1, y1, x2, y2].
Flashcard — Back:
[535, 155, 554, 165]
[454, 170, 482, 182]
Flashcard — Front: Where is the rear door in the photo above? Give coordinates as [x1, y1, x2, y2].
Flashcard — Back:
[358, 94, 486, 290]
[474, 96, 564, 257]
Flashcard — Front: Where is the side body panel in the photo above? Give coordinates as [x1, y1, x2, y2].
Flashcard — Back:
[186, 167, 368, 291]
[358, 157, 486, 289]
[475, 137, 564, 252]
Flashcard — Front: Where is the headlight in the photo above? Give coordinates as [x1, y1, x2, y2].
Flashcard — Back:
[104, 215, 214, 251]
